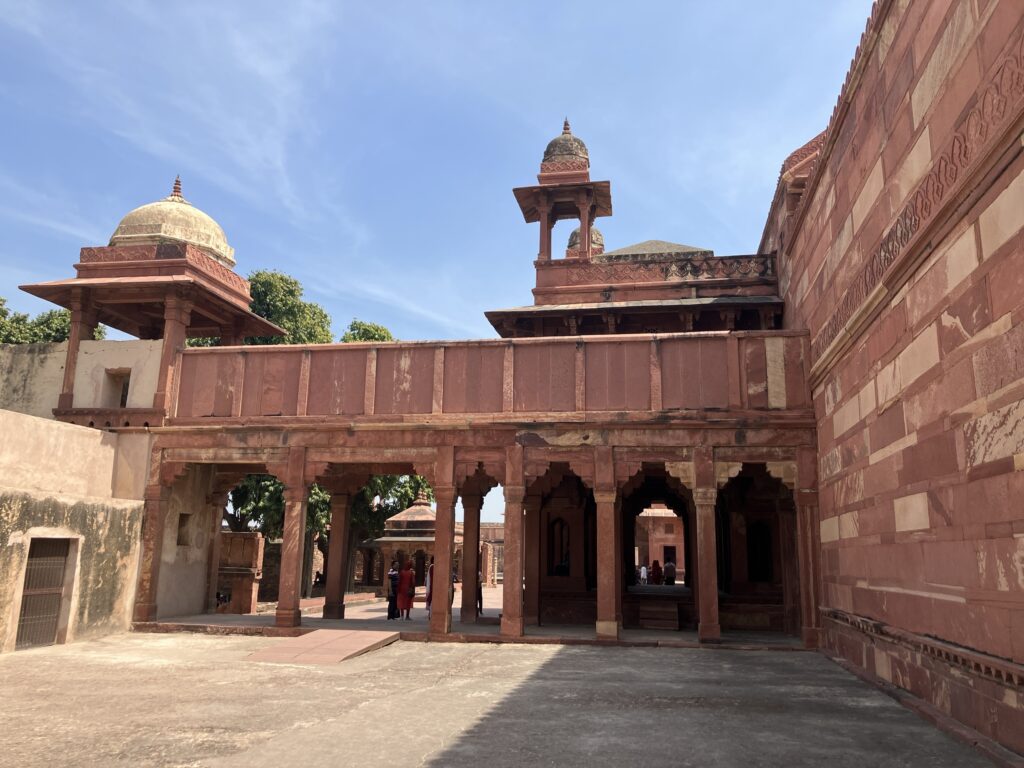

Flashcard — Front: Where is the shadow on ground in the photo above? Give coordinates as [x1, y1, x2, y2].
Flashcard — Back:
[424, 645, 992, 768]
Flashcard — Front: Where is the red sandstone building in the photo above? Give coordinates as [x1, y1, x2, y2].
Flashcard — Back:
[3, 0, 1024, 756]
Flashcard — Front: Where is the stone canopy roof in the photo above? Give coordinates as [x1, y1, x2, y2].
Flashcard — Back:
[599, 240, 713, 261]
[109, 177, 236, 268]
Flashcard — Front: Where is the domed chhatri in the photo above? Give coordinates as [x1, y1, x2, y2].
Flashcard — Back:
[542, 118, 590, 169]
[567, 225, 604, 256]
[109, 177, 236, 268]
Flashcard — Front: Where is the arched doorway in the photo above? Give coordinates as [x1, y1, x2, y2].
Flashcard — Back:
[526, 465, 596, 626]
[619, 466, 695, 631]
[716, 464, 800, 635]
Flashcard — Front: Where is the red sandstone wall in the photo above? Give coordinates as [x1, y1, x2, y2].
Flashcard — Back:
[171, 333, 810, 421]
[772, 0, 1024, 751]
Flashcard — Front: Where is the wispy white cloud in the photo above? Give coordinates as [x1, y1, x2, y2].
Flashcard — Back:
[0, 173, 106, 244]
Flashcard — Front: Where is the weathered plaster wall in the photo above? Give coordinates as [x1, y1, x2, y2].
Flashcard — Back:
[770, 0, 1024, 752]
[0, 412, 148, 651]
[0, 491, 142, 651]
[73, 339, 162, 409]
[0, 339, 163, 417]
[0, 342, 66, 418]
[156, 463, 216, 619]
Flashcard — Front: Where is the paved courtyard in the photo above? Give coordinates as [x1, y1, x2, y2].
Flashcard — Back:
[0, 633, 993, 768]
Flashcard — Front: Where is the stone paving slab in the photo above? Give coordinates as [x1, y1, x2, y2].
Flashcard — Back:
[0, 632, 1005, 768]
[246, 628, 398, 664]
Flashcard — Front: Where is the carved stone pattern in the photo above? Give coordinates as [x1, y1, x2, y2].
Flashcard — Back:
[781, 131, 825, 173]
[540, 159, 589, 172]
[184, 247, 250, 295]
[80, 246, 161, 263]
[811, 30, 1024, 362]
[565, 255, 774, 286]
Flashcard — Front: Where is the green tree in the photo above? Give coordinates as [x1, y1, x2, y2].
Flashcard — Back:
[0, 297, 106, 343]
[341, 318, 394, 343]
[247, 270, 333, 345]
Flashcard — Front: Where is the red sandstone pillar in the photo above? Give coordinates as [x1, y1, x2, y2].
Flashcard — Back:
[460, 493, 483, 623]
[523, 495, 541, 625]
[538, 204, 552, 261]
[595, 488, 621, 640]
[133, 483, 170, 622]
[694, 487, 721, 642]
[796, 490, 821, 648]
[430, 486, 457, 635]
[57, 290, 96, 410]
[205, 494, 226, 612]
[323, 491, 352, 620]
[152, 292, 193, 413]
[276, 450, 309, 628]
[501, 485, 526, 638]
[576, 191, 593, 261]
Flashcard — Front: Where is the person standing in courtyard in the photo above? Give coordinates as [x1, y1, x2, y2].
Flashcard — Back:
[397, 559, 415, 620]
[476, 568, 483, 615]
[664, 560, 676, 586]
[386, 560, 400, 620]
[425, 555, 435, 620]
[640, 563, 648, 585]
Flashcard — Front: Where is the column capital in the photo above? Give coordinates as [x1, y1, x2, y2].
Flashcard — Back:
[282, 483, 310, 504]
[503, 486, 526, 504]
[433, 485, 457, 501]
[593, 489, 616, 504]
[692, 487, 717, 506]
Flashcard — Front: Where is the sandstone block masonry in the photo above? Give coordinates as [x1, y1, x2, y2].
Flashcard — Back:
[760, 0, 1024, 753]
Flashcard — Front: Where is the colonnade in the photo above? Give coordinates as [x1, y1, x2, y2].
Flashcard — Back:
[132, 441, 822, 647]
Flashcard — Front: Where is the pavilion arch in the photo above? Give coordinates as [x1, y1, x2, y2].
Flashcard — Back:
[618, 464, 698, 631]
[523, 463, 596, 626]
[715, 462, 800, 635]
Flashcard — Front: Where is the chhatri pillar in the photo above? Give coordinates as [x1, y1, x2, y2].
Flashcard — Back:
[57, 288, 97, 410]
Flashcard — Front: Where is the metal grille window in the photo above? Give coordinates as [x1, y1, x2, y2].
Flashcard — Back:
[15, 538, 70, 650]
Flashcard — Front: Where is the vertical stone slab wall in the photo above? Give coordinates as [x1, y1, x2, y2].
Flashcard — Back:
[771, 0, 1024, 752]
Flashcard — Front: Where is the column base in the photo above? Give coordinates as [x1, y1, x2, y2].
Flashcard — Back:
[500, 615, 524, 638]
[57, 392, 73, 410]
[698, 622, 721, 643]
[429, 612, 452, 635]
[596, 620, 620, 641]
[275, 608, 301, 628]
[323, 601, 345, 620]
[802, 626, 821, 649]
[459, 607, 478, 624]
[133, 602, 157, 622]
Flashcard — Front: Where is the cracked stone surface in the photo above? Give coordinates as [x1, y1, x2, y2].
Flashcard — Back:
[0, 632, 994, 767]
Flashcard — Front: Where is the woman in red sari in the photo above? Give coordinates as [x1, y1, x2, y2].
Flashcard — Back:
[397, 559, 416, 620]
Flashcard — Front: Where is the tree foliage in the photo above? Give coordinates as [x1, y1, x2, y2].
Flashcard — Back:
[0, 297, 106, 344]
[246, 270, 333, 345]
[341, 318, 394, 343]
[211, 277, 430, 547]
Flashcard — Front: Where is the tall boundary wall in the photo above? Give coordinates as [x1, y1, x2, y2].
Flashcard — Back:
[0, 409, 150, 651]
[765, 0, 1024, 753]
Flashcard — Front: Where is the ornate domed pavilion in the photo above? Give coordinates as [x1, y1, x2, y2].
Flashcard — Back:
[109, 177, 235, 268]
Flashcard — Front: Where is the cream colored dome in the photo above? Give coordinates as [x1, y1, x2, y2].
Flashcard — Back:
[109, 177, 235, 267]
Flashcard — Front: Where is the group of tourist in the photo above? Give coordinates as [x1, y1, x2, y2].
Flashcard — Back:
[387, 556, 482, 620]
[637, 559, 678, 586]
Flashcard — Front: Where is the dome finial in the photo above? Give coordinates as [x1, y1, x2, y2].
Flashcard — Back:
[172, 175, 182, 198]
[563, 117, 571, 134]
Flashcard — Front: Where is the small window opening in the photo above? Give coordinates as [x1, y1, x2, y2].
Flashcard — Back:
[176, 513, 191, 546]
[103, 368, 132, 409]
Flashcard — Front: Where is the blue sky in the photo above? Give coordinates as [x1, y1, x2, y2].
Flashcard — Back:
[0, 1, 872, 519]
